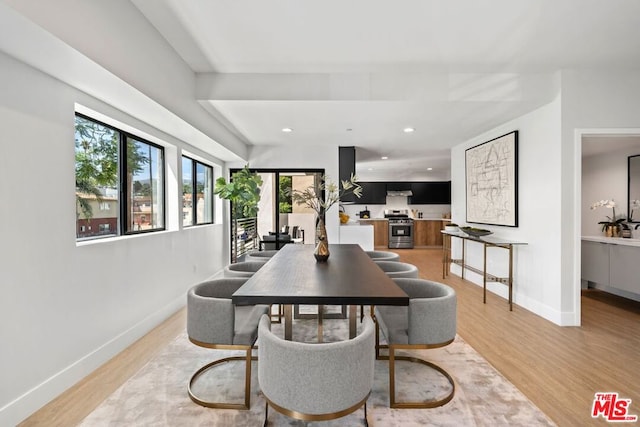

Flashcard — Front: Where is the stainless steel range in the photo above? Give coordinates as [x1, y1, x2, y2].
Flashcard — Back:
[385, 209, 414, 249]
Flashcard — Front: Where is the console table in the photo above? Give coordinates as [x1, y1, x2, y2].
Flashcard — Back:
[441, 231, 527, 310]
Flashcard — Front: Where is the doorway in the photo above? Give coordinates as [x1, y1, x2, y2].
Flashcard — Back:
[230, 168, 324, 260]
[577, 130, 640, 320]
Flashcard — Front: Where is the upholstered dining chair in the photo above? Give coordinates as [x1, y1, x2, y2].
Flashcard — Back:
[245, 250, 279, 262]
[360, 260, 419, 321]
[375, 261, 419, 278]
[365, 250, 401, 262]
[373, 278, 457, 409]
[223, 261, 266, 278]
[258, 314, 376, 426]
[187, 278, 270, 409]
[223, 260, 283, 322]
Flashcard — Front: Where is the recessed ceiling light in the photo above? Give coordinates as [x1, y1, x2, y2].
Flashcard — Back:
[282, 127, 293, 133]
[381, 156, 388, 160]
[403, 127, 415, 133]
[427, 167, 433, 171]
[368, 168, 374, 171]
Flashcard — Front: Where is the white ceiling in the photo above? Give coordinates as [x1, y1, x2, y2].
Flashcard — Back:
[131, 0, 640, 180]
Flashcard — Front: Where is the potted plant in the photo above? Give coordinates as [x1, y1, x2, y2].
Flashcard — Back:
[590, 199, 626, 237]
[214, 165, 263, 262]
[289, 174, 362, 261]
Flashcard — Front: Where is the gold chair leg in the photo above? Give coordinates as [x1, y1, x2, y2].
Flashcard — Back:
[388, 345, 455, 409]
[188, 347, 255, 410]
[372, 311, 388, 360]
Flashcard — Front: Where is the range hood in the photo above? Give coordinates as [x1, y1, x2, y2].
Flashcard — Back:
[387, 190, 413, 197]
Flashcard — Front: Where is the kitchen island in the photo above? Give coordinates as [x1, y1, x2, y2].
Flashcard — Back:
[338, 222, 374, 251]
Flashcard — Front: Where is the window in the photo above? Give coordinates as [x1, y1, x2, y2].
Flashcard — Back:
[182, 156, 214, 227]
[75, 113, 165, 240]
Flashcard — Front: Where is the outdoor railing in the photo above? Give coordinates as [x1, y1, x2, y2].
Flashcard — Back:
[233, 217, 259, 260]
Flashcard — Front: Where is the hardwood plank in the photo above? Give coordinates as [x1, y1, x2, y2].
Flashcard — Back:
[20, 249, 640, 427]
[395, 248, 640, 427]
[18, 309, 186, 427]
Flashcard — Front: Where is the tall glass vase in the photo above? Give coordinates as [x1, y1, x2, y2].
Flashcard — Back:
[314, 217, 330, 262]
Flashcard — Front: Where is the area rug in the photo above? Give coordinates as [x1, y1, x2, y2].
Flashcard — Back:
[79, 307, 556, 426]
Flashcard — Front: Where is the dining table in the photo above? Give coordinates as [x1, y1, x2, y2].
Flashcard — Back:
[232, 243, 409, 341]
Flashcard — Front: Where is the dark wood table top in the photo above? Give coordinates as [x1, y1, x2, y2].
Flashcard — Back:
[232, 244, 409, 306]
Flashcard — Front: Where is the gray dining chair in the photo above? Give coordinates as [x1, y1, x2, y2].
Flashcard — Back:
[375, 261, 419, 278]
[258, 314, 375, 426]
[223, 260, 283, 322]
[187, 278, 269, 410]
[365, 250, 401, 262]
[360, 260, 418, 321]
[373, 278, 457, 409]
[223, 261, 266, 278]
[246, 250, 279, 262]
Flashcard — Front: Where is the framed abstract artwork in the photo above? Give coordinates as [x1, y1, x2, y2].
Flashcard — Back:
[465, 131, 518, 227]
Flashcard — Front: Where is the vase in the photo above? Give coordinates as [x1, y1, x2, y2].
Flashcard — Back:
[604, 224, 619, 237]
[314, 218, 330, 262]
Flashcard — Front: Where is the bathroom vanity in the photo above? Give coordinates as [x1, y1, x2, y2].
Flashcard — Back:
[581, 236, 640, 301]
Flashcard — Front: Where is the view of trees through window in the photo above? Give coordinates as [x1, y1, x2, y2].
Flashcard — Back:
[75, 114, 165, 240]
[182, 156, 214, 226]
[279, 175, 292, 213]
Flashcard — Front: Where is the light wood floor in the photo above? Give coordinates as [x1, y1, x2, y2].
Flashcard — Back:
[20, 249, 640, 426]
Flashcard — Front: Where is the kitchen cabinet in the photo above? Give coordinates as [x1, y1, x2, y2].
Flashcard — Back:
[386, 182, 412, 192]
[357, 182, 387, 204]
[414, 220, 445, 247]
[409, 181, 451, 204]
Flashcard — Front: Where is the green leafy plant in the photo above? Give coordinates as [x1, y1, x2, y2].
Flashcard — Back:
[214, 165, 263, 261]
[214, 165, 263, 218]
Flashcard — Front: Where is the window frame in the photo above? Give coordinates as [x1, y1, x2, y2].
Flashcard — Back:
[182, 155, 214, 227]
[75, 112, 166, 240]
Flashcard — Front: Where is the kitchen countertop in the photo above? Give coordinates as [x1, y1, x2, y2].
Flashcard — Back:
[582, 235, 640, 247]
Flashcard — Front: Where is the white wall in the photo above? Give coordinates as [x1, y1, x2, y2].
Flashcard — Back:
[450, 95, 564, 324]
[343, 200, 450, 220]
[1, 0, 246, 161]
[560, 70, 640, 323]
[0, 48, 230, 427]
[449, 70, 640, 327]
[582, 144, 640, 236]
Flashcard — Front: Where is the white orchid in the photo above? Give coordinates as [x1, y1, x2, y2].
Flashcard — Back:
[590, 198, 625, 230]
[590, 199, 616, 210]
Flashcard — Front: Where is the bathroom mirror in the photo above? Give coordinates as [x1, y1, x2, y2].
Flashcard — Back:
[628, 155, 640, 222]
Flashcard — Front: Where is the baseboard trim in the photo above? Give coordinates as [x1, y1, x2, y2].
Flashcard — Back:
[448, 265, 573, 326]
[1, 294, 185, 427]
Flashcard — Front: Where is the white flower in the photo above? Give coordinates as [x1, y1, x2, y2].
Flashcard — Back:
[590, 199, 616, 210]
